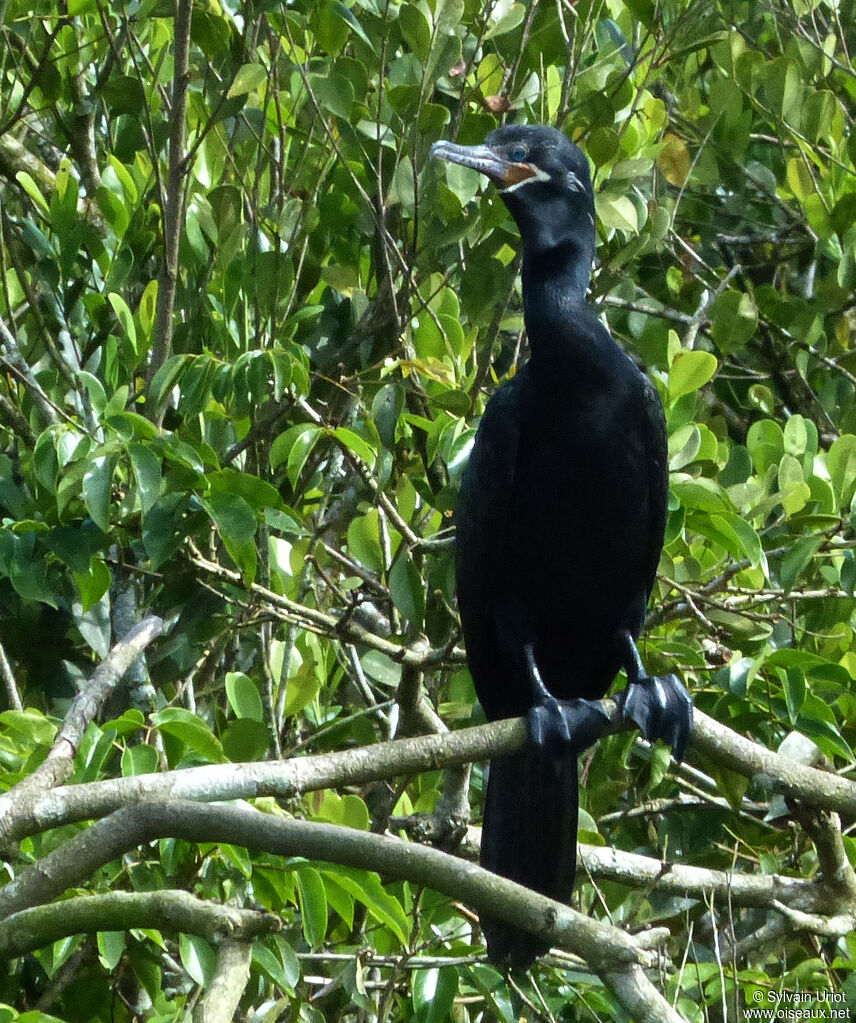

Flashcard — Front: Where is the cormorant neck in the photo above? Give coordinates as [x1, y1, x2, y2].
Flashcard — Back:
[521, 237, 594, 328]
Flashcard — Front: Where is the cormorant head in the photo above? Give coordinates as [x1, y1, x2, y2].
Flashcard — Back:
[431, 125, 595, 257]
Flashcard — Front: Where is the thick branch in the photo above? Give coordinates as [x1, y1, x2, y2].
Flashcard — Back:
[580, 844, 819, 913]
[0, 717, 523, 846]
[0, 890, 279, 960]
[5, 705, 856, 851]
[688, 708, 856, 816]
[193, 941, 253, 1023]
[0, 799, 684, 1023]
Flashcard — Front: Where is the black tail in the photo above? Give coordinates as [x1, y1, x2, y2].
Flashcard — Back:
[479, 744, 579, 967]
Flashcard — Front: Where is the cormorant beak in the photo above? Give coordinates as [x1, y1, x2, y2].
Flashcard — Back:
[430, 140, 544, 191]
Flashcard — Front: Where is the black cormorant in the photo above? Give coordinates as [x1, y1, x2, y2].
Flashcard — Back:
[431, 125, 693, 966]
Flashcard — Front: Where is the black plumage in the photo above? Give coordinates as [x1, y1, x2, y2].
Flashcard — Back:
[431, 125, 693, 966]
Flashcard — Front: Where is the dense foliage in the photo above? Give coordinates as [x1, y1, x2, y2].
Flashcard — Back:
[1, 0, 856, 1018]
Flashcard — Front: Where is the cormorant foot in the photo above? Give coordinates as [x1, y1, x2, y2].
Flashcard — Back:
[526, 697, 611, 758]
[526, 695, 570, 753]
[523, 644, 611, 756]
[616, 673, 693, 761]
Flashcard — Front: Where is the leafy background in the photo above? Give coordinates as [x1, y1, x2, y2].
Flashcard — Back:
[1, 0, 856, 1018]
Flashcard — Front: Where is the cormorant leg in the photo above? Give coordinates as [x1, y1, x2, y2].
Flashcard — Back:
[614, 630, 693, 760]
[524, 645, 611, 757]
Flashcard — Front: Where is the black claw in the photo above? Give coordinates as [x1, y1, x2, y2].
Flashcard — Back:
[527, 695, 571, 752]
[560, 698, 612, 753]
[617, 673, 693, 761]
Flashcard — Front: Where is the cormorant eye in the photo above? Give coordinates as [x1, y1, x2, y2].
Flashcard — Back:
[508, 146, 528, 163]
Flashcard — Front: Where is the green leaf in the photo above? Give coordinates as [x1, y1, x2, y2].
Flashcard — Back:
[179, 933, 217, 986]
[207, 468, 284, 512]
[0, 708, 57, 744]
[100, 75, 146, 115]
[372, 383, 405, 449]
[779, 536, 822, 591]
[596, 194, 638, 233]
[203, 491, 258, 583]
[15, 171, 50, 215]
[150, 354, 192, 408]
[828, 434, 856, 508]
[128, 442, 162, 516]
[389, 550, 425, 625]
[484, 0, 525, 39]
[295, 867, 328, 948]
[270, 424, 322, 486]
[413, 967, 459, 1022]
[74, 557, 111, 614]
[97, 931, 126, 971]
[668, 424, 700, 471]
[323, 866, 409, 944]
[747, 420, 784, 475]
[252, 938, 301, 993]
[786, 157, 815, 202]
[44, 524, 97, 573]
[764, 56, 803, 127]
[228, 63, 267, 98]
[121, 743, 159, 776]
[143, 493, 189, 569]
[250, 937, 300, 994]
[670, 474, 730, 512]
[331, 426, 377, 468]
[711, 291, 758, 353]
[346, 509, 383, 572]
[783, 415, 808, 457]
[784, 667, 806, 722]
[710, 513, 765, 569]
[668, 350, 718, 401]
[82, 455, 116, 533]
[222, 718, 271, 762]
[33, 431, 59, 492]
[399, 4, 431, 61]
[78, 371, 108, 415]
[360, 649, 402, 688]
[152, 708, 227, 764]
[225, 671, 264, 721]
[309, 73, 354, 119]
[108, 292, 138, 353]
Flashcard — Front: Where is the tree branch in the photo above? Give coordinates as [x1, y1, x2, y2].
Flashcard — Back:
[0, 799, 685, 1023]
[189, 548, 464, 667]
[0, 890, 279, 960]
[0, 616, 163, 815]
[5, 705, 856, 851]
[146, 0, 193, 404]
[193, 940, 253, 1023]
[0, 717, 523, 846]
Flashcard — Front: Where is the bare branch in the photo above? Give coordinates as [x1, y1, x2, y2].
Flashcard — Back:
[193, 941, 253, 1023]
[0, 890, 279, 960]
[5, 704, 856, 852]
[0, 640, 23, 711]
[689, 708, 856, 817]
[189, 548, 464, 667]
[0, 716, 524, 846]
[580, 844, 818, 913]
[0, 799, 684, 1022]
[0, 616, 163, 813]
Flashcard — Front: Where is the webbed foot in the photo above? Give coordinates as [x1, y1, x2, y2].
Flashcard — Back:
[615, 631, 693, 761]
[524, 645, 612, 759]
